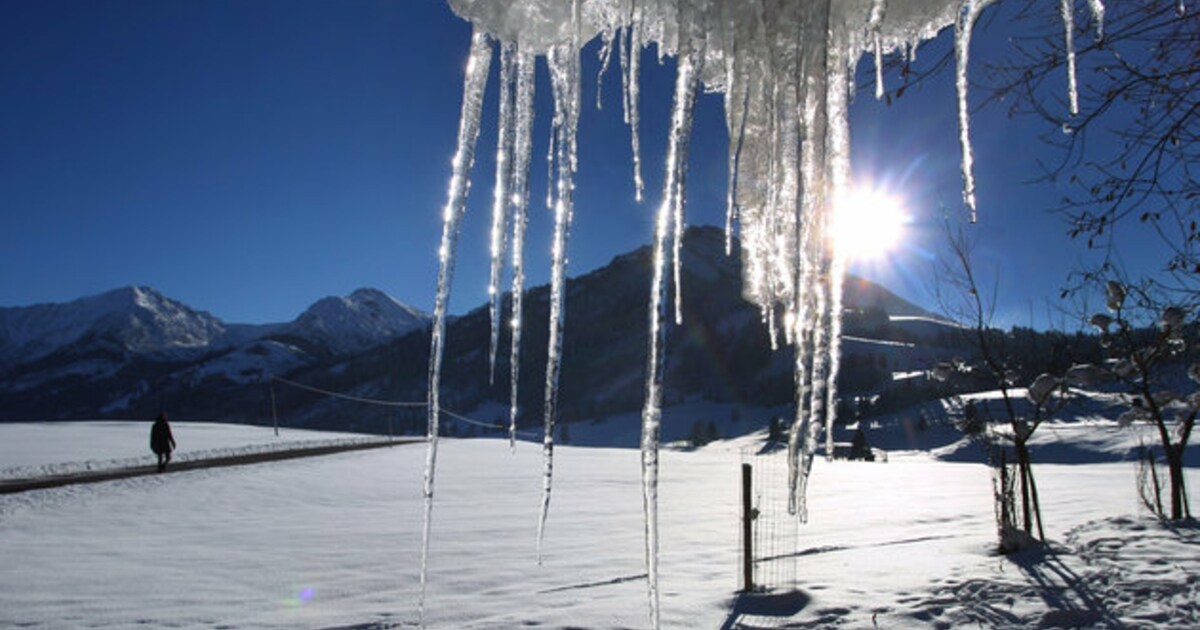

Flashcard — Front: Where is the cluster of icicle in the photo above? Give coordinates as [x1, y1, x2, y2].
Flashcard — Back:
[422, 0, 1104, 627]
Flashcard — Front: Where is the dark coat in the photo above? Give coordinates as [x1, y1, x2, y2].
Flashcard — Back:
[150, 418, 176, 454]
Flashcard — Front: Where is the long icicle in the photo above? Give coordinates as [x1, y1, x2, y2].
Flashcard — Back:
[807, 39, 840, 469]
[641, 21, 703, 630]
[488, 42, 517, 386]
[596, 27, 615, 111]
[720, 2, 746, 256]
[537, 7, 582, 563]
[789, 0, 830, 522]
[1060, 0, 1079, 116]
[420, 29, 492, 624]
[823, 36, 852, 464]
[625, 2, 646, 202]
[508, 47, 536, 450]
[724, 72, 749, 257]
[671, 152, 686, 326]
[870, 0, 888, 100]
[953, 0, 992, 222]
[1087, 0, 1106, 40]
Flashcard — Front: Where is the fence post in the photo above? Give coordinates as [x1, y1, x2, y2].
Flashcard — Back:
[742, 462, 753, 592]
[269, 378, 279, 437]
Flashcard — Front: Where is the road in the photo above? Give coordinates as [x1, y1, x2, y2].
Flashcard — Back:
[0, 438, 420, 495]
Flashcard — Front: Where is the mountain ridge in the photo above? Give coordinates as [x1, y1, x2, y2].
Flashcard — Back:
[0, 286, 431, 369]
[0, 226, 958, 426]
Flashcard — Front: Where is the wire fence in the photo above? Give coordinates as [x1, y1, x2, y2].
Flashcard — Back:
[739, 444, 799, 592]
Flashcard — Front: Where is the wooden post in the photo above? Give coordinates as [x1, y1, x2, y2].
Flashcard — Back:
[741, 463, 753, 592]
[269, 378, 279, 437]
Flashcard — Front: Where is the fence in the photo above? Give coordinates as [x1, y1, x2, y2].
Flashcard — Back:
[738, 445, 799, 592]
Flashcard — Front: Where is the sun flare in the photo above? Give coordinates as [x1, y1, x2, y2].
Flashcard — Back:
[833, 186, 908, 261]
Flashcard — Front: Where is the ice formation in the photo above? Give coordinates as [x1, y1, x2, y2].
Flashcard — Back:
[425, 1, 1101, 627]
[537, 30, 583, 562]
[421, 30, 491, 624]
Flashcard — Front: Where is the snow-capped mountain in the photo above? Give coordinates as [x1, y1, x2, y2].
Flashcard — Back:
[289, 288, 429, 356]
[0, 286, 228, 366]
[0, 287, 429, 419]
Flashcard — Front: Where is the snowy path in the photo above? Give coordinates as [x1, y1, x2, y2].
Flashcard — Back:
[0, 421, 399, 480]
[0, 437, 412, 494]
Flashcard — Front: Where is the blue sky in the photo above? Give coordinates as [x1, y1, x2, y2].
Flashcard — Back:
[0, 0, 1158, 329]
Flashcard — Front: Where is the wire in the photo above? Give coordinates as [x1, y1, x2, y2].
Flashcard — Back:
[270, 375, 426, 408]
[269, 374, 541, 439]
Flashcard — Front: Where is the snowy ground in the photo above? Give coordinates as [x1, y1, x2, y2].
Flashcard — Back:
[0, 420, 1197, 628]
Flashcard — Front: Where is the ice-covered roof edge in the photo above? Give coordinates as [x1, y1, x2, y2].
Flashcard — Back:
[447, 0, 968, 91]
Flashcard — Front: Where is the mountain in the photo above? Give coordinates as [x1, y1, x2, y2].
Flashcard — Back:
[0, 287, 429, 419]
[0, 226, 963, 429]
[262, 226, 967, 435]
[0, 286, 228, 366]
[289, 288, 428, 356]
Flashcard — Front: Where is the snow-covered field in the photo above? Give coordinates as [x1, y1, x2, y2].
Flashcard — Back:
[0, 420, 1196, 629]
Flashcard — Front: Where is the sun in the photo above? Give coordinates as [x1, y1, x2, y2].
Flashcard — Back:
[833, 185, 908, 261]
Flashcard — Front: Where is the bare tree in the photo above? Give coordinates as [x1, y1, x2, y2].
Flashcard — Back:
[979, 1, 1200, 300]
[934, 221, 1072, 551]
[1088, 280, 1195, 520]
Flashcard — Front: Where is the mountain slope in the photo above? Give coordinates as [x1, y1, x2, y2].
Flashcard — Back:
[270, 226, 964, 434]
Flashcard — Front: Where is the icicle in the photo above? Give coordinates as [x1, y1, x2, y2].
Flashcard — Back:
[1060, 0, 1079, 116]
[596, 28, 615, 111]
[420, 29, 492, 624]
[722, 8, 746, 256]
[619, 23, 630, 124]
[1087, 0, 1106, 40]
[640, 24, 703, 630]
[870, 0, 888, 100]
[783, 307, 797, 347]
[508, 48, 536, 451]
[671, 147, 688, 326]
[823, 38, 853, 464]
[767, 303, 779, 351]
[725, 84, 746, 256]
[724, 95, 746, 257]
[488, 42, 517, 386]
[954, 0, 989, 222]
[537, 3, 582, 563]
[544, 116, 556, 210]
[624, 4, 646, 202]
[873, 35, 886, 100]
[670, 15, 706, 325]
[789, 0, 831, 522]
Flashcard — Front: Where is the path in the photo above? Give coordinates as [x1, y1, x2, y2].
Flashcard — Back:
[0, 438, 419, 495]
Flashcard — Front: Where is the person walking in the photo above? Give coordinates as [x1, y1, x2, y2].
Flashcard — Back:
[150, 412, 176, 472]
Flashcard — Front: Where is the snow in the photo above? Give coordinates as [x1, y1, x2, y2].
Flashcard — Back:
[1, 420, 1196, 629]
[182, 340, 309, 387]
